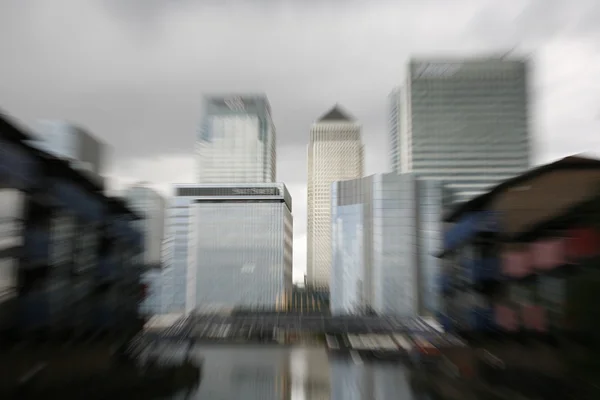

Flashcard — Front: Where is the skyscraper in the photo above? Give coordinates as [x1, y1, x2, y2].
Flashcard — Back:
[391, 57, 531, 203]
[172, 183, 292, 314]
[331, 173, 444, 316]
[197, 94, 276, 184]
[306, 105, 364, 288]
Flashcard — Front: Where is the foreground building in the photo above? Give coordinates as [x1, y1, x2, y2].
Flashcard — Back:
[171, 183, 292, 313]
[307, 105, 364, 288]
[0, 111, 144, 340]
[390, 57, 531, 203]
[0, 112, 202, 398]
[331, 173, 444, 316]
[438, 155, 600, 397]
[197, 94, 276, 184]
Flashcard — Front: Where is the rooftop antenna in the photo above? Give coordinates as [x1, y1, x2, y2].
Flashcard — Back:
[501, 45, 518, 59]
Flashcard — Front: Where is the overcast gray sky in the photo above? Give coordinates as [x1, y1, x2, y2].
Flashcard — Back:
[2, 0, 600, 281]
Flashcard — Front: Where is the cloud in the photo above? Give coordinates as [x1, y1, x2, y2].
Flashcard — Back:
[4, 0, 600, 281]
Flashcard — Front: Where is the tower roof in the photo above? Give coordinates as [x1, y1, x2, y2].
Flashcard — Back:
[317, 105, 355, 122]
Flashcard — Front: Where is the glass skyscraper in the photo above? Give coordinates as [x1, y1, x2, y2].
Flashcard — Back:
[197, 94, 276, 184]
[171, 183, 292, 314]
[331, 173, 444, 316]
[307, 105, 364, 289]
[391, 57, 531, 203]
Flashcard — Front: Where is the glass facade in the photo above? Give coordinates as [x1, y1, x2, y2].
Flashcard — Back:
[331, 201, 364, 315]
[169, 183, 292, 314]
[331, 173, 444, 316]
[417, 180, 444, 314]
[123, 185, 166, 268]
[163, 197, 190, 314]
[139, 269, 162, 315]
[372, 174, 418, 315]
[193, 201, 292, 310]
[197, 95, 276, 184]
[392, 58, 531, 203]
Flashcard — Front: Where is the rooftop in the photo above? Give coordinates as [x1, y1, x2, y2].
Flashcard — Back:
[317, 105, 355, 122]
[444, 155, 600, 223]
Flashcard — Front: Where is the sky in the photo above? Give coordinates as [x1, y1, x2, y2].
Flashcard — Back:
[2, 0, 600, 282]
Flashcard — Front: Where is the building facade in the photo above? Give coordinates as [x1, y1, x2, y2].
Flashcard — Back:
[159, 236, 175, 314]
[123, 184, 166, 268]
[307, 106, 364, 289]
[197, 94, 276, 184]
[331, 173, 444, 316]
[172, 183, 292, 314]
[391, 57, 531, 204]
[32, 120, 108, 186]
[0, 112, 144, 340]
[123, 184, 166, 315]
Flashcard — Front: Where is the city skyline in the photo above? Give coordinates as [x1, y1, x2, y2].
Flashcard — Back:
[3, 0, 600, 282]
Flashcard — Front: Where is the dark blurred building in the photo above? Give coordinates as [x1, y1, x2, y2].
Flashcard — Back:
[438, 155, 600, 396]
[0, 111, 153, 394]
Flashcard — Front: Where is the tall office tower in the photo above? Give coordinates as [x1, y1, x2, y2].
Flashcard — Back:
[173, 183, 292, 314]
[123, 183, 166, 268]
[331, 173, 444, 316]
[306, 105, 364, 289]
[31, 120, 108, 187]
[391, 57, 531, 204]
[197, 94, 276, 184]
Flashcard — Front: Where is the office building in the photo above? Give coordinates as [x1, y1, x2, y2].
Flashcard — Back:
[197, 94, 276, 184]
[31, 120, 108, 186]
[331, 173, 443, 315]
[391, 57, 531, 203]
[123, 184, 166, 268]
[172, 183, 292, 314]
[307, 105, 364, 288]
